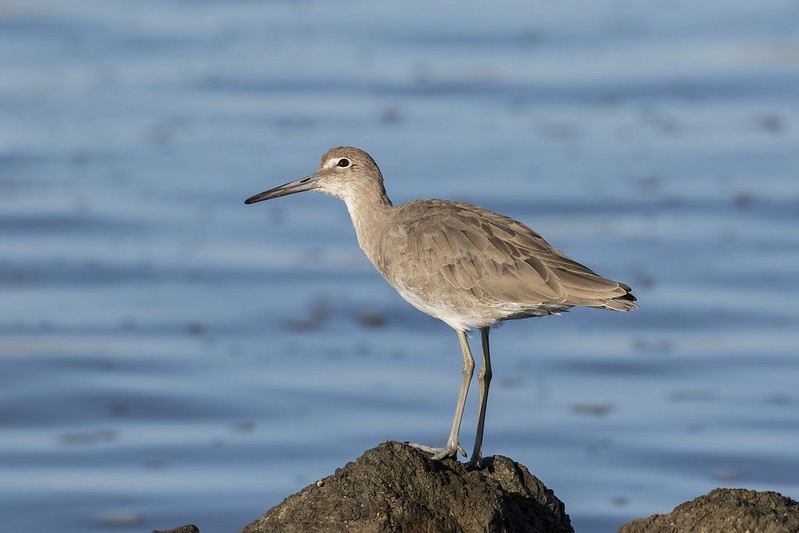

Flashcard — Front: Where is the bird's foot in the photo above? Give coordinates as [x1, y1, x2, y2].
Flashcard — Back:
[406, 441, 467, 460]
[465, 454, 483, 469]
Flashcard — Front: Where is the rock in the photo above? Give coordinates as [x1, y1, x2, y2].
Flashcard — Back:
[241, 440, 573, 533]
[153, 525, 200, 533]
[619, 488, 799, 533]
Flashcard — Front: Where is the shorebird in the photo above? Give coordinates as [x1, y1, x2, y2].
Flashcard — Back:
[245, 147, 637, 468]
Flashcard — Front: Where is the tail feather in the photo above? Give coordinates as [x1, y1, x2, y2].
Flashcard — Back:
[604, 283, 638, 312]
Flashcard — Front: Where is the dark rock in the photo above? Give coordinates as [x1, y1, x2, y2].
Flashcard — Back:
[619, 488, 799, 533]
[153, 525, 200, 533]
[241, 440, 573, 533]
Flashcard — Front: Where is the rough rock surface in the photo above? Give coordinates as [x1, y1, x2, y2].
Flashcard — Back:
[153, 525, 199, 533]
[241, 440, 573, 533]
[619, 487, 799, 533]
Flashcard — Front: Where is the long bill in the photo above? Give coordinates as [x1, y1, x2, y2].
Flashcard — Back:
[244, 175, 319, 204]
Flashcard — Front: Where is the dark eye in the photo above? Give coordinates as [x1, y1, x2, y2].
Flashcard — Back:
[337, 158, 350, 168]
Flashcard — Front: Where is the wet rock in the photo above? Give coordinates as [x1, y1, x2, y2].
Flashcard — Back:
[241, 440, 572, 533]
[153, 525, 199, 533]
[619, 488, 799, 533]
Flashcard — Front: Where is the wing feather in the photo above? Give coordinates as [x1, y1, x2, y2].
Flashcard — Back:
[377, 199, 635, 316]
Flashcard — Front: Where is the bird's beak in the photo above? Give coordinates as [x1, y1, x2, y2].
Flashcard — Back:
[244, 174, 320, 205]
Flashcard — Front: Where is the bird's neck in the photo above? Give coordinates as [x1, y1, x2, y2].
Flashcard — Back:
[341, 183, 393, 265]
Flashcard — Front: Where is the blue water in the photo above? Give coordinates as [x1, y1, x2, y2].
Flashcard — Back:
[1, 1, 798, 531]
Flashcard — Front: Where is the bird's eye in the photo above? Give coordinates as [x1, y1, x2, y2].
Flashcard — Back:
[337, 158, 350, 168]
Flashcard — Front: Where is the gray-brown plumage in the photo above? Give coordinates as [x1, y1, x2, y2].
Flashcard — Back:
[245, 146, 637, 468]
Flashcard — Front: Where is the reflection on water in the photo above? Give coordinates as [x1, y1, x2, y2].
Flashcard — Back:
[1, 1, 798, 531]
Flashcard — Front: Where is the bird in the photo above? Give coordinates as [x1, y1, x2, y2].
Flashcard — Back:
[245, 146, 637, 468]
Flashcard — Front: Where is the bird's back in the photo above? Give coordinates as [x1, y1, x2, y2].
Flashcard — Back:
[373, 199, 636, 330]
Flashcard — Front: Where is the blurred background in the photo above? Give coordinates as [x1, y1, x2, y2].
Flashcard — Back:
[1, 0, 798, 531]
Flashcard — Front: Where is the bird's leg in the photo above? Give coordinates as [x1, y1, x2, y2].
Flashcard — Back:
[466, 327, 492, 469]
[408, 329, 474, 460]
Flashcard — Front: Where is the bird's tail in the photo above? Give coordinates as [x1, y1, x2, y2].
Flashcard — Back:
[604, 283, 638, 312]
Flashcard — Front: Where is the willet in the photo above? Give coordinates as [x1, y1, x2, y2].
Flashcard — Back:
[245, 146, 637, 467]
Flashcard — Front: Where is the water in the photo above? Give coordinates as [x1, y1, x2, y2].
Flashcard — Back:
[1, 1, 798, 531]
